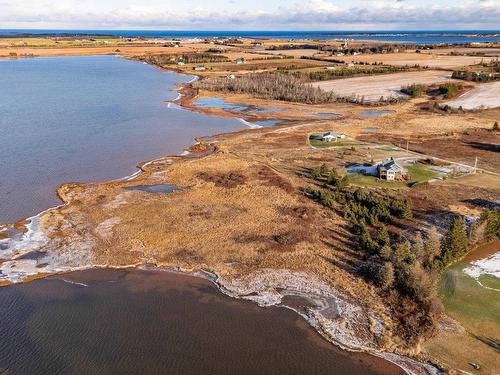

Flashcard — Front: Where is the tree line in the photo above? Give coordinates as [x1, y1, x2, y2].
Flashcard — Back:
[301, 164, 500, 347]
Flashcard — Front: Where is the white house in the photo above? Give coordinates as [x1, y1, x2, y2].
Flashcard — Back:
[314, 132, 346, 142]
[193, 65, 207, 71]
[377, 157, 408, 181]
[235, 58, 246, 64]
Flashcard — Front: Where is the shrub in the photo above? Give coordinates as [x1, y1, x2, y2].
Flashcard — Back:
[401, 84, 426, 98]
[424, 226, 441, 267]
[438, 83, 461, 99]
[375, 262, 395, 290]
[397, 262, 436, 303]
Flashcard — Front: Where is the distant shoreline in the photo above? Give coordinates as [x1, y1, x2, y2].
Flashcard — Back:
[1, 29, 500, 44]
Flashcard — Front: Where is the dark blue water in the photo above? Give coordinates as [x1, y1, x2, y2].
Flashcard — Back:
[1, 29, 500, 44]
[0, 55, 244, 223]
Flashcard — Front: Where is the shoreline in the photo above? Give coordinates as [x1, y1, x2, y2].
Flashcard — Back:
[0, 54, 455, 375]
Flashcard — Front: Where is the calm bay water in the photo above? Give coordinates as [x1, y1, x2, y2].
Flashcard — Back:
[2, 29, 500, 44]
[0, 55, 244, 223]
[0, 268, 404, 375]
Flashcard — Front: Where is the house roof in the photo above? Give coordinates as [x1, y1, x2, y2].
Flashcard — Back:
[378, 158, 404, 172]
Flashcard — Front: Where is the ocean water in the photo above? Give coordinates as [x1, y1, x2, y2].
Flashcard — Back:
[0, 55, 244, 223]
[0, 268, 404, 375]
[1, 29, 500, 44]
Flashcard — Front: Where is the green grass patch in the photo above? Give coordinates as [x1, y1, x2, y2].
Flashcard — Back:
[348, 162, 438, 188]
[347, 173, 408, 188]
[405, 163, 438, 182]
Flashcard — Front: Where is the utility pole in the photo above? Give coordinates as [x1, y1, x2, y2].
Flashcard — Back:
[406, 140, 409, 152]
[474, 156, 478, 173]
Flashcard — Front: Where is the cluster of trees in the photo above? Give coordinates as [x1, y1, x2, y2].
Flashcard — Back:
[451, 70, 500, 83]
[289, 65, 409, 81]
[194, 72, 336, 104]
[140, 53, 229, 66]
[401, 84, 427, 98]
[301, 163, 500, 346]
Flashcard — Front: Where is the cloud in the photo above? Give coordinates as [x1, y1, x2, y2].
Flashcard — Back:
[0, 0, 499, 29]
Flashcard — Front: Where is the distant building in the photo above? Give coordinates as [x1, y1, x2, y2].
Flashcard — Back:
[377, 157, 408, 181]
[313, 132, 346, 142]
[235, 58, 246, 64]
[193, 65, 207, 71]
[226, 74, 236, 79]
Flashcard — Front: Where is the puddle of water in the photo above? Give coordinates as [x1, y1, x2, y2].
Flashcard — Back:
[194, 97, 249, 112]
[124, 184, 183, 193]
[251, 107, 283, 113]
[314, 113, 339, 118]
[194, 97, 282, 114]
[251, 120, 281, 127]
[359, 110, 395, 118]
[363, 127, 379, 132]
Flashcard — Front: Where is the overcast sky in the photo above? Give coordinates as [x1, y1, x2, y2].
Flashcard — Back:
[1, 0, 499, 30]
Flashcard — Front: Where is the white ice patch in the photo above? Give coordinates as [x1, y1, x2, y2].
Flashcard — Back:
[237, 118, 263, 129]
[0, 215, 48, 259]
[463, 251, 500, 292]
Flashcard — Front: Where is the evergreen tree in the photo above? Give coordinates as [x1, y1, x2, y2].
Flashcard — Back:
[376, 225, 391, 247]
[440, 216, 469, 265]
[393, 240, 415, 266]
[481, 209, 500, 241]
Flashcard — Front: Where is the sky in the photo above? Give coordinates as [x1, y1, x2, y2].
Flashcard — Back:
[0, 0, 499, 30]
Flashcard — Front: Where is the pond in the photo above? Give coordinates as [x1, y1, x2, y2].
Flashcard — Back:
[359, 110, 395, 118]
[123, 184, 184, 194]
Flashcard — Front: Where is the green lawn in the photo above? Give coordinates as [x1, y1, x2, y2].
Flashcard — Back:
[405, 163, 439, 182]
[348, 162, 439, 188]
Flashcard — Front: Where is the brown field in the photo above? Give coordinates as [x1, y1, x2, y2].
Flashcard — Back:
[332, 52, 496, 69]
[420, 47, 500, 56]
[314, 70, 462, 101]
[358, 128, 500, 173]
[259, 49, 326, 57]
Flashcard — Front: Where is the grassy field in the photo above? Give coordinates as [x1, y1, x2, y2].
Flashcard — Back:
[425, 241, 500, 374]
[309, 138, 361, 148]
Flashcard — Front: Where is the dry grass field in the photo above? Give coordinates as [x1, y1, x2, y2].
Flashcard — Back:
[333, 52, 496, 69]
[314, 70, 461, 101]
